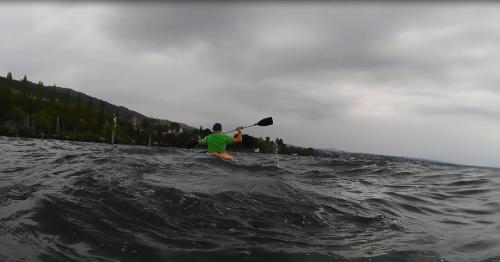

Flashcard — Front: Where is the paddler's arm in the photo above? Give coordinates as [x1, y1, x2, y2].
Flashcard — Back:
[232, 127, 243, 143]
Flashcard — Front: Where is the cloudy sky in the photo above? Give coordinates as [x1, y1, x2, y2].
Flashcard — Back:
[1, 2, 500, 167]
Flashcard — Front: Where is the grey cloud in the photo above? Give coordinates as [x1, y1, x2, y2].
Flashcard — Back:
[100, 4, 432, 76]
[101, 4, 252, 50]
[214, 83, 349, 122]
[99, 3, 500, 92]
[417, 105, 500, 121]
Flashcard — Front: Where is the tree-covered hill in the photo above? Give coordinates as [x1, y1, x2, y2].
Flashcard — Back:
[0, 74, 182, 123]
[0, 72, 195, 145]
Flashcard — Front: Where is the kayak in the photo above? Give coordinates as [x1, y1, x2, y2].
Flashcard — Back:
[213, 152, 234, 160]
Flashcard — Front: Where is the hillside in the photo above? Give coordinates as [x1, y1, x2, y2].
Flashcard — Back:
[0, 73, 199, 147]
[0, 75, 194, 131]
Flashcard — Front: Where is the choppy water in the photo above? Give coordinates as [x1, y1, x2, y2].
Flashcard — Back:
[1, 137, 500, 262]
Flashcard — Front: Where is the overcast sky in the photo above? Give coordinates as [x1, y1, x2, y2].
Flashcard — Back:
[1, 2, 500, 167]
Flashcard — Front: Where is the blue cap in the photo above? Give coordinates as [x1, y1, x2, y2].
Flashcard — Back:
[213, 123, 222, 131]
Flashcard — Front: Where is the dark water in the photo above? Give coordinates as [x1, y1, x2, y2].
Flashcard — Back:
[1, 137, 500, 262]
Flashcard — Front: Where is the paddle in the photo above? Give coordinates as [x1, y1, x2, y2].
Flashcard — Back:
[186, 117, 274, 149]
[223, 117, 273, 134]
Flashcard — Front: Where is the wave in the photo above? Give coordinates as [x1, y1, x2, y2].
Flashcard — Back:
[1, 137, 499, 262]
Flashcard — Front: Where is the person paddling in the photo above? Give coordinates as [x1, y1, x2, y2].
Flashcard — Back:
[207, 123, 242, 160]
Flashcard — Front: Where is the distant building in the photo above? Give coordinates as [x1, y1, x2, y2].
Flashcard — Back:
[167, 127, 183, 136]
[129, 116, 142, 130]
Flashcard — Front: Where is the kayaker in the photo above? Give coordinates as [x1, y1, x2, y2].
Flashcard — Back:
[206, 123, 242, 159]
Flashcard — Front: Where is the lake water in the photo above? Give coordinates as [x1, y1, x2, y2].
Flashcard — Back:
[1, 136, 499, 262]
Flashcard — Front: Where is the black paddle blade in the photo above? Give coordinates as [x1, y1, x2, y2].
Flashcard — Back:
[256, 117, 273, 127]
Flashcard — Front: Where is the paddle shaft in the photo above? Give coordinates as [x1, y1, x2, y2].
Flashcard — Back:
[192, 117, 272, 145]
[223, 124, 256, 134]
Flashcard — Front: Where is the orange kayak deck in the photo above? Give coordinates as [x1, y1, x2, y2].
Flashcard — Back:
[213, 152, 234, 160]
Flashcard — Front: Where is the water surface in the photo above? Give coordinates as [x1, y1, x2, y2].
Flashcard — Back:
[1, 137, 499, 262]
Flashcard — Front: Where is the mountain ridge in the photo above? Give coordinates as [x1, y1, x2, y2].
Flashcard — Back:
[0, 75, 194, 131]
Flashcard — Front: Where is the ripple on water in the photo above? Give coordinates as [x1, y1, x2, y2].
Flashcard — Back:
[0, 137, 499, 262]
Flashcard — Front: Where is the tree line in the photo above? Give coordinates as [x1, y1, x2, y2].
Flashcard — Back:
[0, 72, 316, 156]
